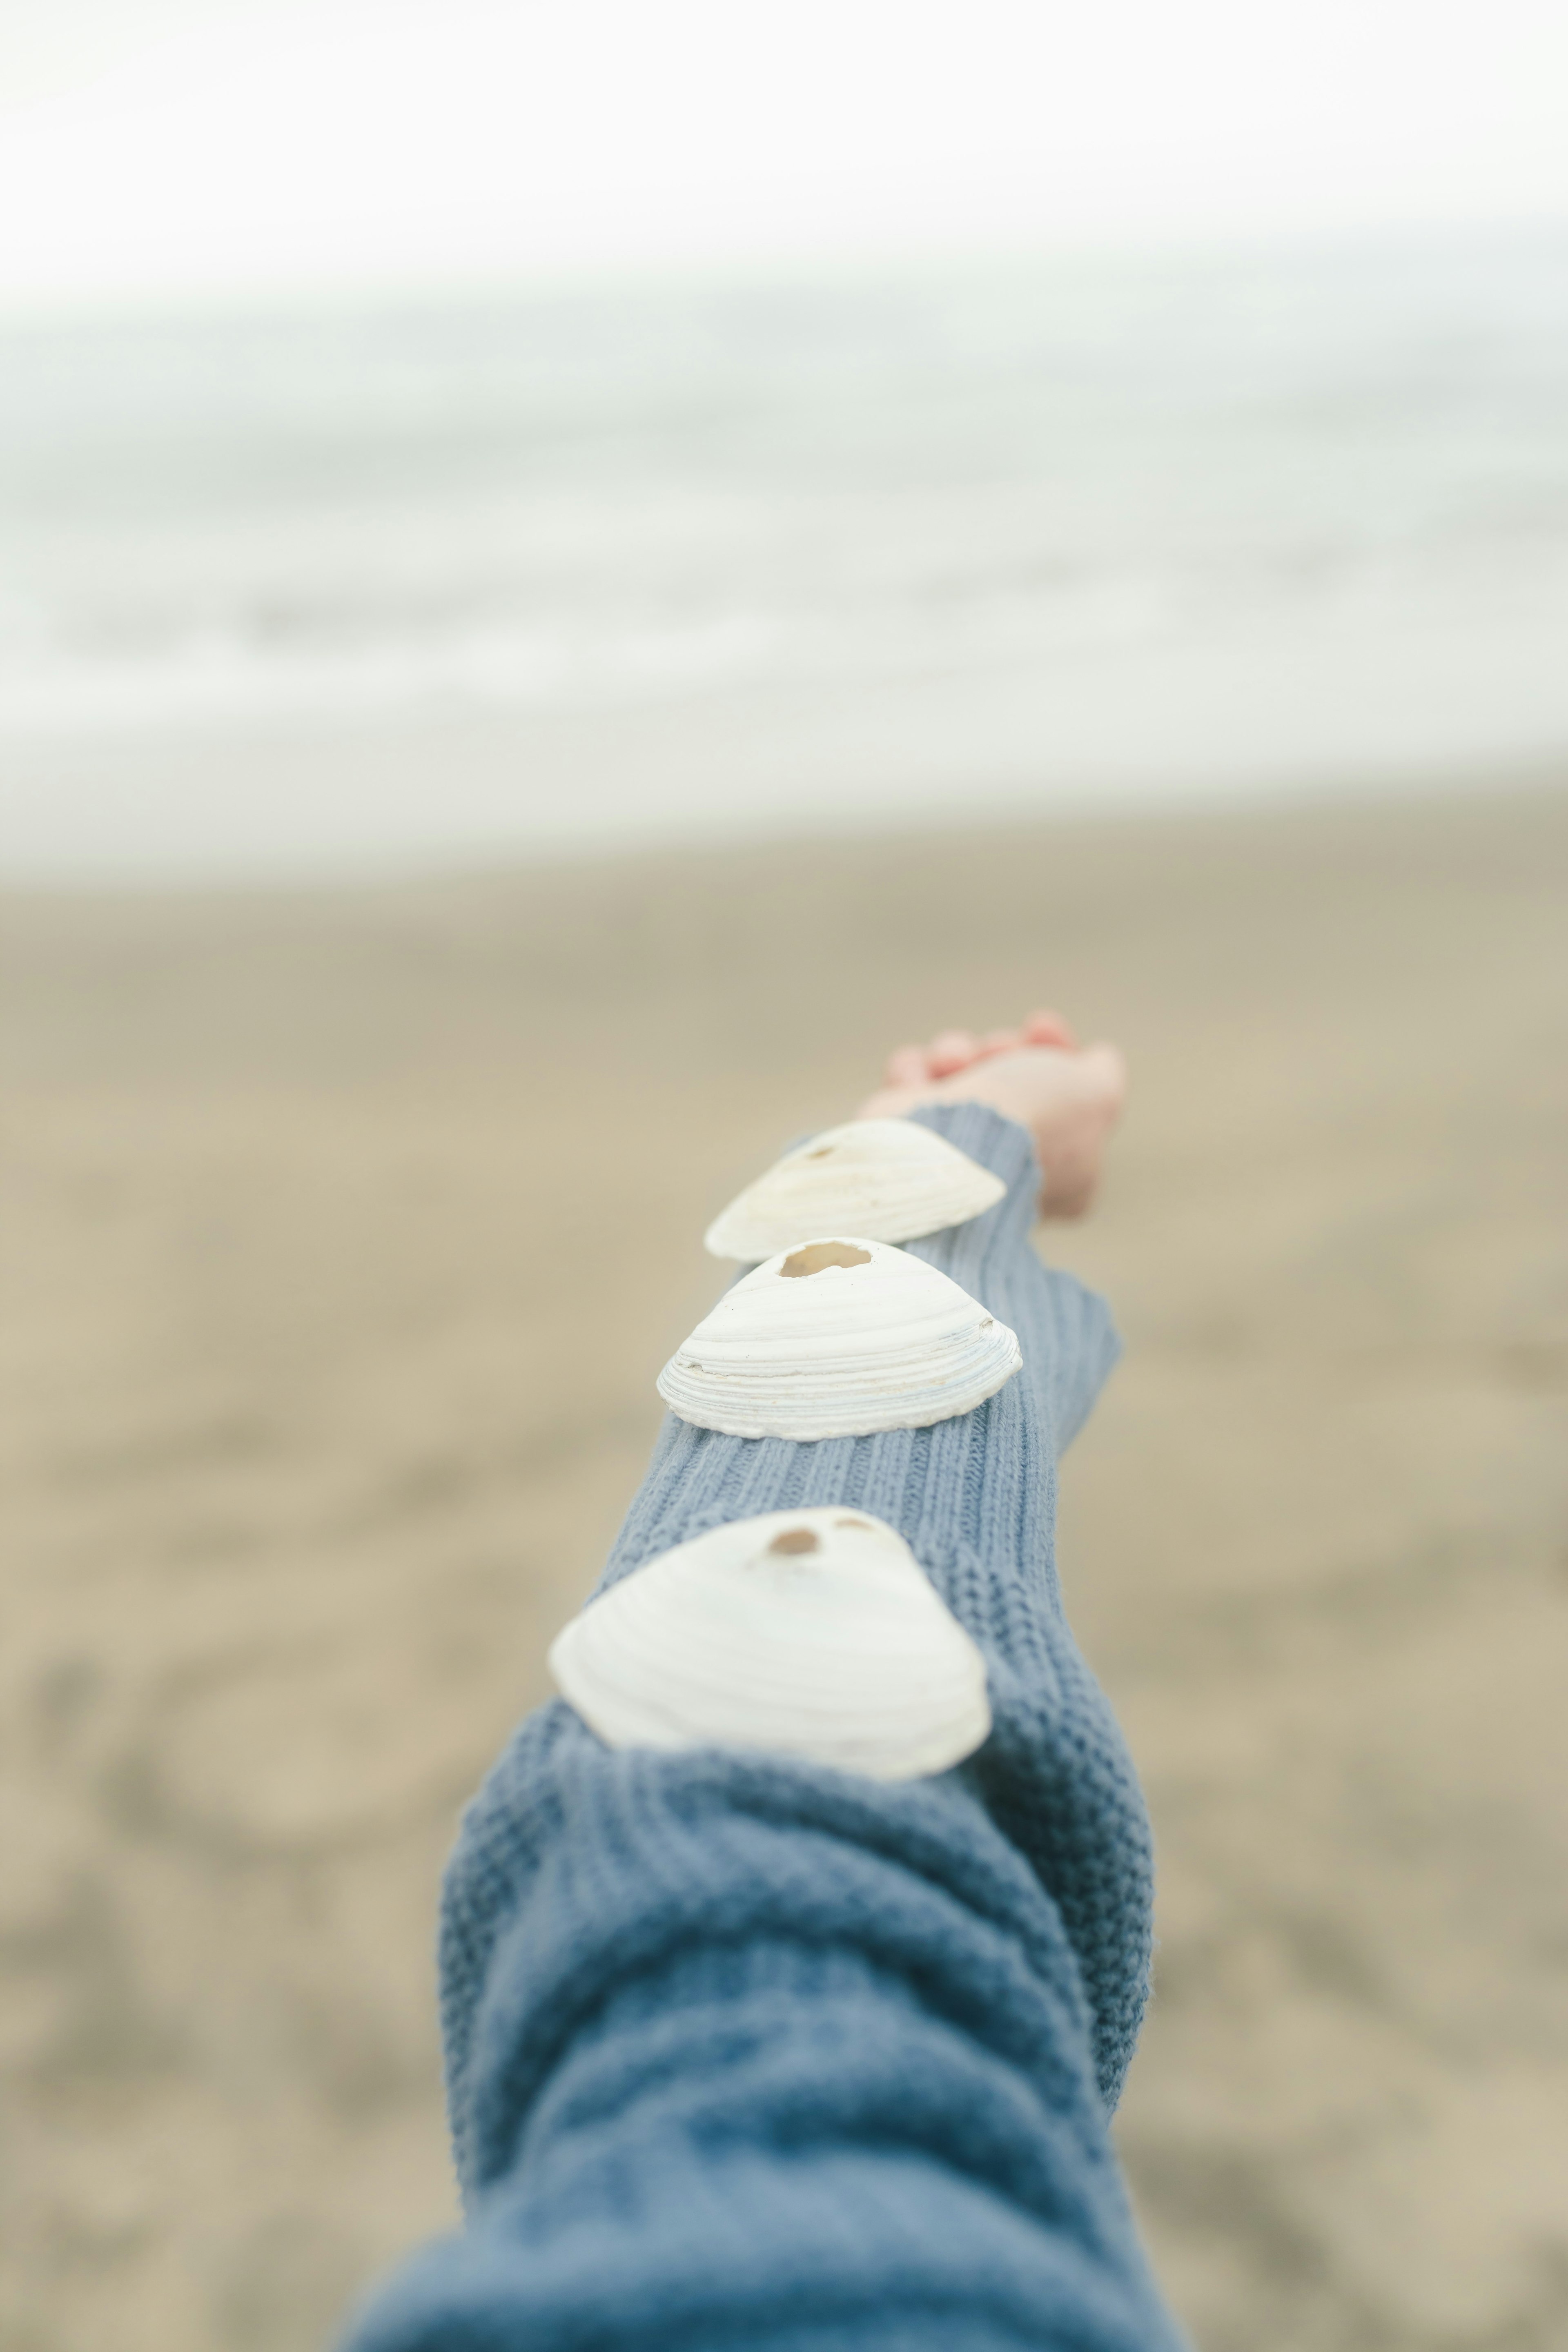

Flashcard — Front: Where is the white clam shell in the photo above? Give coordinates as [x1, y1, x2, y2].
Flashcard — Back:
[705, 1118, 1007, 1262]
[657, 1236, 1022, 1440]
[549, 1507, 991, 1780]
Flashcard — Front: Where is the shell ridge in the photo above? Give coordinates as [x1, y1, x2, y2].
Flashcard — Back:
[706, 1120, 1009, 1262]
[550, 1508, 992, 1784]
[660, 1237, 1022, 1444]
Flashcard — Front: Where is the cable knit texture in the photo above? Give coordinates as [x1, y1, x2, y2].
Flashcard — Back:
[340, 1103, 1183, 2352]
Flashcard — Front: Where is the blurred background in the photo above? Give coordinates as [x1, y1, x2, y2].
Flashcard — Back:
[2, 5, 1566, 2348]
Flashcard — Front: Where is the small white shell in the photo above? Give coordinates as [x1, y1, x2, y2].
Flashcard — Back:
[658, 1236, 1022, 1441]
[549, 1506, 991, 1780]
[705, 1119, 1006, 1262]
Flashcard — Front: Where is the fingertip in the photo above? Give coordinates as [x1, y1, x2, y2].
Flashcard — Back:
[927, 1027, 978, 1077]
[1022, 1008, 1078, 1049]
[883, 1044, 930, 1087]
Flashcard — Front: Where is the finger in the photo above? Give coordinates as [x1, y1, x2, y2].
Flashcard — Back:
[926, 1027, 978, 1076]
[1022, 1008, 1078, 1049]
[882, 1043, 930, 1087]
[973, 1027, 1020, 1060]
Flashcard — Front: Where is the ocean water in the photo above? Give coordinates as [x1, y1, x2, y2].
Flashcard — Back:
[3, 234, 1568, 880]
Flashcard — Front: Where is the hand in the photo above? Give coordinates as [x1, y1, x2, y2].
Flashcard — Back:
[857, 1010, 1126, 1219]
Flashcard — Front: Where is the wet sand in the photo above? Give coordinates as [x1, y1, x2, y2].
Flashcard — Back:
[3, 783, 1566, 2351]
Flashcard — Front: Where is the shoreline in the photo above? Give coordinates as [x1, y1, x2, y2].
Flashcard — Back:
[3, 751, 1566, 905]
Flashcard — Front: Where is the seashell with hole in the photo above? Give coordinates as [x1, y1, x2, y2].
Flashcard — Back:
[705, 1118, 1007, 1262]
[657, 1235, 1022, 1440]
[549, 1506, 991, 1780]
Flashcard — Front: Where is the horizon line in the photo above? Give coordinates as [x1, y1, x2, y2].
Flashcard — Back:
[3, 210, 1567, 336]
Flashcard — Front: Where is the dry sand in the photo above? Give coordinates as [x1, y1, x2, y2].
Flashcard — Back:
[2, 784, 1566, 2352]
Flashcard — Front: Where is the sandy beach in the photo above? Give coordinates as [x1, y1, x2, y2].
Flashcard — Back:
[3, 780, 1566, 2352]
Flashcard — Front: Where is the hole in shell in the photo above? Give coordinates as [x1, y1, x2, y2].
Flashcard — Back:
[780, 1241, 872, 1278]
[768, 1527, 820, 1555]
[805, 1145, 835, 1158]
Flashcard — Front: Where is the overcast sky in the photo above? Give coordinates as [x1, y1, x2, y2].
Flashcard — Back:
[2, 0, 1566, 313]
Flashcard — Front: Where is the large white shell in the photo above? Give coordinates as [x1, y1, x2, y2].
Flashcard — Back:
[705, 1119, 1007, 1262]
[549, 1506, 991, 1780]
[657, 1236, 1022, 1440]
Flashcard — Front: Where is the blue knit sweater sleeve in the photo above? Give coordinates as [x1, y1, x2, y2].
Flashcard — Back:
[340, 1102, 1183, 2352]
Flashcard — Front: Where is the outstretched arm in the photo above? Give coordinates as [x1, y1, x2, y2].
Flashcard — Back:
[340, 1025, 1182, 2352]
